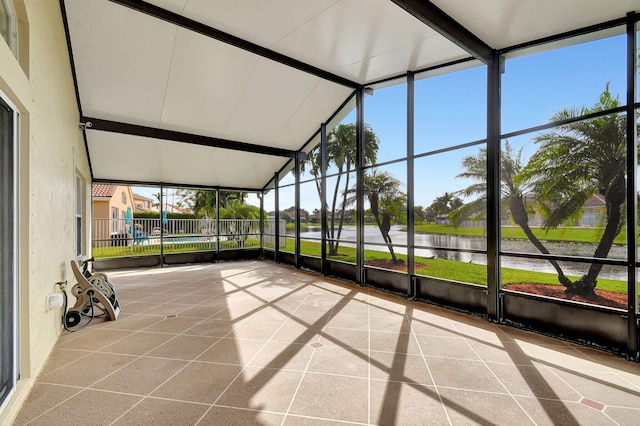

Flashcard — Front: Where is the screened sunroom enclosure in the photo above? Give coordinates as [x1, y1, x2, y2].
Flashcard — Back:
[62, 0, 640, 360]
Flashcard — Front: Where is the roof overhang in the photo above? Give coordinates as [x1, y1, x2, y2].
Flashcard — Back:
[61, 0, 640, 191]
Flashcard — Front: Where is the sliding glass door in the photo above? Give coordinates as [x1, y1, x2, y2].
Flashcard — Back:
[0, 95, 17, 408]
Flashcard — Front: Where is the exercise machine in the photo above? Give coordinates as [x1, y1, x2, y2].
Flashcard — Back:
[63, 256, 120, 330]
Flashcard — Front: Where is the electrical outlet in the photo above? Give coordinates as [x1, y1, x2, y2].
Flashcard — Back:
[46, 293, 64, 311]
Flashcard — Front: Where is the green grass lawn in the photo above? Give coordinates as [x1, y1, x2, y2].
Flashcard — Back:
[412, 223, 628, 245]
[94, 234, 628, 296]
[280, 238, 628, 294]
[93, 238, 260, 258]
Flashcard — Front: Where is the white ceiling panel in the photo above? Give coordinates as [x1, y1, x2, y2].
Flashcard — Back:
[87, 130, 288, 188]
[274, 0, 461, 83]
[63, 0, 640, 191]
[434, 0, 640, 50]
[65, 0, 176, 126]
[160, 27, 261, 136]
[171, 0, 340, 46]
[222, 59, 331, 146]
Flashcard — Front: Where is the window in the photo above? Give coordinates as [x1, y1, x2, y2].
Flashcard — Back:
[75, 173, 84, 256]
[0, 94, 17, 409]
[111, 207, 118, 233]
[121, 191, 126, 204]
[0, 0, 18, 58]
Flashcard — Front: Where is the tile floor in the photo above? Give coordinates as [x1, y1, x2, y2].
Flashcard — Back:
[13, 260, 640, 425]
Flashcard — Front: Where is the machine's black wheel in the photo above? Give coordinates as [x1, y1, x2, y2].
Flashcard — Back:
[65, 311, 82, 328]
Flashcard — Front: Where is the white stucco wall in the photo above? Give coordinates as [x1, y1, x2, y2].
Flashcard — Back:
[0, 0, 91, 422]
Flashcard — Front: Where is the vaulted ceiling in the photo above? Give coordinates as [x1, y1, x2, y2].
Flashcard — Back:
[61, 0, 640, 190]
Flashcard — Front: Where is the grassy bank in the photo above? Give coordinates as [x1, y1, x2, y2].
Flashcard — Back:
[286, 238, 627, 294]
[412, 223, 628, 245]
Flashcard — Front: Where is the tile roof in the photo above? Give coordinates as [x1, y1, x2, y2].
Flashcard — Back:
[92, 184, 117, 198]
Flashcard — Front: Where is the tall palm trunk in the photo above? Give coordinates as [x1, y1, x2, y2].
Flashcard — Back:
[370, 197, 398, 262]
[570, 180, 625, 296]
[509, 195, 572, 286]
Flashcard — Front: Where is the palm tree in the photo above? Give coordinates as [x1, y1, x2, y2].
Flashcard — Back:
[347, 170, 406, 262]
[454, 141, 573, 286]
[519, 84, 633, 296]
[301, 123, 379, 255]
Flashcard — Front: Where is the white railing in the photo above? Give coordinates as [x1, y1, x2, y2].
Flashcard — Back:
[92, 217, 285, 258]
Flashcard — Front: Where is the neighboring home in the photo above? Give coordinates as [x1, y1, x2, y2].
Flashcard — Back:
[435, 214, 450, 225]
[164, 203, 192, 214]
[577, 194, 606, 227]
[92, 184, 135, 242]
[284, 207, 308, 222]
[525, 194, 606, 228]
[133, 192, 156, 212]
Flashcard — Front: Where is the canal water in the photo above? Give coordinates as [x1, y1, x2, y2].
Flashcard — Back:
[299, 225, 628, 280]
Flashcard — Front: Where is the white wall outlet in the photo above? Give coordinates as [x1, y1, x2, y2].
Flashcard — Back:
[46, 293, 64, 311]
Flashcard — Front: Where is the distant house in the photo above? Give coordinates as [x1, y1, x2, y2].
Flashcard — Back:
[164, 203, 192, 214]
[92, 184, 135, 241]
[435, 215, 450, 225]
[525, 194, 606, 228]
[284, 208, 307, 222]
[133, 193, 156, 212]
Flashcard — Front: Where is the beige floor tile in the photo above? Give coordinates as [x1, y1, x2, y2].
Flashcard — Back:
[369, 351, 433, 384]
[91, 356, 188, 395]
[604, 406, 640, 426]
[15, 262, 640, 426]
[99, 331, 175, 356]
[249, 341, 315, 371]
[370, 379, 447, 425]
[17, 389, 141, 426]
[183, 318, 239, 337]
[197, 337, 266, 365]
[141, 315, 204, 334]
[332, 299, 370, 316]
[410, 318, 461, 337]
[114, 301, 157, 314]
[101, 313, 163, 331]
[112, 397, 209, 425]
[243, 307, 293, 324]
[286, 308, 333, 325]
[11, 384, 82, 425]
[138, 302, 193, 316]
[550, 368, 640, 408]
[151, 361, 243, 403]
[324, 312, 369, 330]
[370, 331, 422, 354]
[283, 415, 362, 425]
[270, 321, 323, 344]
[200, 406, 285, 425]
[414, 335, 481, 360]
[288, 372, 369, 423]
[306, 346, 369, 377]
[515, 395, 616, 425]
[215, 367, 304, 413]
[37, 348, 93, 376]
[439, 388, 533, 425]
[319, 327, 369, 349]
[230, 319, 285, 340]
[466, 339, 539, 365]
[426, 357, 506, 392]
[175, 303, 226, 318]
[369, 314, 412, 333]
[487, 362, 582, 400]
[38, 352, 137, 387]
[135, 292, 184, 304]
[55, 328, 132, 351]
[146, 335, 219, 360]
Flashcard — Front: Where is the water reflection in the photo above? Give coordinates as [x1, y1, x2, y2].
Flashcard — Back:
[300, 225, 627, 280]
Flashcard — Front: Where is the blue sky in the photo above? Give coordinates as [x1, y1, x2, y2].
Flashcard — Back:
[136, 30, 630, 214]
